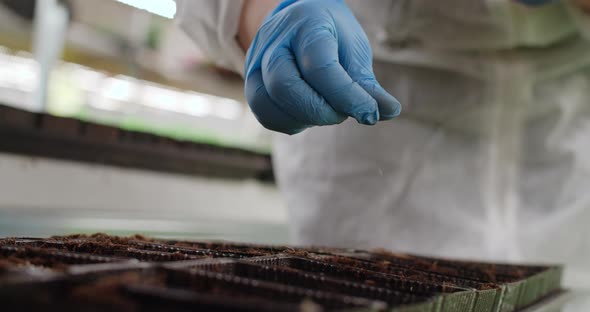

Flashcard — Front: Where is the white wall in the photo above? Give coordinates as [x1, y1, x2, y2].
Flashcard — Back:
[0, 152, 289, 244]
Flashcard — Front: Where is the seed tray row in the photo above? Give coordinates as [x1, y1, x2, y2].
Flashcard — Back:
[339, 252, 563, 310]
[0, 234, 563, 311]
[1, 261, 386, 311]
[0, 104, 273, 180]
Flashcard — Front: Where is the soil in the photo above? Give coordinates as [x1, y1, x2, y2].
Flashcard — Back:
[205, 262, 427, 305]
[179, 270, 376, 311]
[37, 234, 270, 259]
[312, 255, 498, 291]
[248, 256, 460, 296]
[50, 233, 155, 245]
[128, 241, 243, 259]
[284, 250, 312, 258]
[168, 241, 285, 257]
[65, 272, 146, 311]
[5, 234, 205, 262]
[0, 247, 81, 272]
[123, 248, 201, 262]
[0, 256, 40, 272]
[371, 249, 534, 283]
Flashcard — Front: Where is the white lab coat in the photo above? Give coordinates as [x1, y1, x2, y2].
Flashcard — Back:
[176, 0, 590, 288]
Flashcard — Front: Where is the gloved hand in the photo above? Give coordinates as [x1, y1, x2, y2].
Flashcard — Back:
[244, 0, 401, 134]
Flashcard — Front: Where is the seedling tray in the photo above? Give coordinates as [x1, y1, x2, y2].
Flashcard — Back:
[0, 234, 563, 311]
[363, 251, 563, 311]
[167, 258, 431, 305]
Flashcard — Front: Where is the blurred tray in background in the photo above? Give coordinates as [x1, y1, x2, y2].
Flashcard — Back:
[0, 104, 274, 181]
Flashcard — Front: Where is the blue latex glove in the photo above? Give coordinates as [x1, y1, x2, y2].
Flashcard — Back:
[244, 0, 401, 135]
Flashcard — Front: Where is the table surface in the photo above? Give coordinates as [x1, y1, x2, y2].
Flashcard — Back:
[525, 290, 590, 312]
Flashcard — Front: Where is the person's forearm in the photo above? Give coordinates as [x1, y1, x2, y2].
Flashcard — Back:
[238, 0, 280, 51]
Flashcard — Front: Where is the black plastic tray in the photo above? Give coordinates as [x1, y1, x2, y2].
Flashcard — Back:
[0, 235, 563, 311]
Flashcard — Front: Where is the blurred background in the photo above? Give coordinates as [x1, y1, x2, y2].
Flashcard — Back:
[0, 0, 289, 243]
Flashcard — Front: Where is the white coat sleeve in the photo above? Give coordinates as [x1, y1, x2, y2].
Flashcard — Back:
[565, 0, 590, 40]
[174, 0, 246, 75]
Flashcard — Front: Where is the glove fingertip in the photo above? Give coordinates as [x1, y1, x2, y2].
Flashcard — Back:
[380, 98, 402, 121]
[284, 127, 307, 136]
[359, 110, 379, 125]
[365, 83, 401, 120]
[349, 95, 379, 126]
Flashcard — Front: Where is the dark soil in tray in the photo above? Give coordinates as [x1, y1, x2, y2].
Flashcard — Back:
[165, 240, 290, 257]
[128, 241, 252, 259]
[0, 254, 53, 272]
[124, 284, 309, 312]
[309, 254, 497, 290]
[1, 234, 240, 263]
[0, 233, 563, 311]
[3, 269, 164, 311]
[0, 245, 125, 272]
[63, 271, 151, 311]
[177, 259, 431, 305]
[166, 268, 384, 311]
[369, 249, 545, 283]
[245, 256, 471, 295]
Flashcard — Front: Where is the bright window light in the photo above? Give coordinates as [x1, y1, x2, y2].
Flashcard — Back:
[140, 84, 182, 112]
[0, 48, 247, 121]
[182, 93, 212, 117]
[115, 0, 177, 19]
[212, 98, 243, 120]
[0, 54, 39, 92]
[103, 76, 138, 102]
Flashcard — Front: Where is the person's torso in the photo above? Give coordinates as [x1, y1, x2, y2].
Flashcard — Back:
[346, 0, 578, 52]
